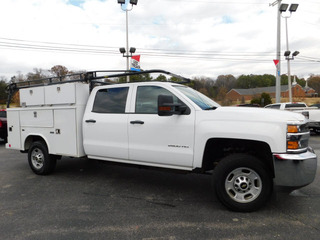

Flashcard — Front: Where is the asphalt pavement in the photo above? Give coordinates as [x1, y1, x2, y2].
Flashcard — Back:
[0, 137, 320, 240]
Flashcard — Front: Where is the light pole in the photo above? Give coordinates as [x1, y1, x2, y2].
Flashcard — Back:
[119, 47, 136, 58]
[280, 3, 299, 102]
[117, 0, 138, 82]
[284, 50, 299, 101]
[270, 0, 282, 103]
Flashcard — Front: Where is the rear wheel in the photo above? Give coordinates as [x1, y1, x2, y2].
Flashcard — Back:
[28, 141, 57, 175]
[213, 154, 273, 212]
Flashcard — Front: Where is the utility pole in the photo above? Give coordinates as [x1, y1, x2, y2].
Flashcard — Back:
[285, 17, 292, 102]
[270, 0, 282, 103]
[118, 0, 138, 82]
[281, 3, 299, 102]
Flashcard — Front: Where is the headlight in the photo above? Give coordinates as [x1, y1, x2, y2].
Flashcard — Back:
[287, 124, 309, 153]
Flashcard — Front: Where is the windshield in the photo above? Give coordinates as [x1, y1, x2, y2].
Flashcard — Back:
[174, 85, 220, 110]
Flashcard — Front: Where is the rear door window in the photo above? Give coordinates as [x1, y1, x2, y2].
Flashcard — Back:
[265, 104, 280, 109]
[92, 87, 129, 113]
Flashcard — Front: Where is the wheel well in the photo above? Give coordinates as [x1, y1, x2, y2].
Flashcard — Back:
[202, 138, 274, 177]
[24, 135, 47, 151]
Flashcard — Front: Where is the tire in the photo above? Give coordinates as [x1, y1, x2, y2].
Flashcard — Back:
[28, 141, 57, 175]
[213, 154, 273, 212]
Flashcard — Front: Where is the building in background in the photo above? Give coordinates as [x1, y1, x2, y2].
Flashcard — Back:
[226, 84, 317, 102]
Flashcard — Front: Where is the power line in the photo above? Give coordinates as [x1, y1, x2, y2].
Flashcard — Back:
[161, 0, 267, 4]
[0, 37, 318, 64]
[0, 42, 274, 62]
[0, 37, 274, 55]
[0, 37, 117, 51]
[297, 56, 320, 63]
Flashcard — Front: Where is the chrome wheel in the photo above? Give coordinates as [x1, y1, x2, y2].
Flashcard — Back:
[225, 167, 262, 203]
[31, 147, 44, 170]
[28, 141, 57, 175]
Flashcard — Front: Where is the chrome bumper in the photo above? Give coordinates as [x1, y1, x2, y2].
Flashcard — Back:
[273, 149, 317, 188]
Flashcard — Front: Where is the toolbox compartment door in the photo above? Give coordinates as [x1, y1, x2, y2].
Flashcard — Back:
[20, 110, 54, 128]
[20, 87, 45, 106]
[45, 83, 76, 105]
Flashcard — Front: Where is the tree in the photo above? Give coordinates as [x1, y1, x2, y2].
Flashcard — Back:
[261, 74, 276, 87]
[190, 77, 215, 98]
[50, 65, 69, 78]
[236, 75, 254, 88]
[11, 72, 26, 83]
[216, 86, 228, 101]
[27, 68, 47, 81]
[118, 73, 153, 83]
[215, 74, 236, 91]
[155, 74, 167, 82]
[236, 74, 276, 89]
[251, 92, 272, 107]
[0, 78, 8, 104]
[308, 75, 320, 94]
[280, 74, 305, 87]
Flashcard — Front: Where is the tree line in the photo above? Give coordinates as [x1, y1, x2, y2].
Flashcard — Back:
[1, 65, 320, 106]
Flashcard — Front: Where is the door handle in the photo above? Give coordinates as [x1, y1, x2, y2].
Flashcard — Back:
[130, 120, 144, 125]
[85, 119, 96, 123]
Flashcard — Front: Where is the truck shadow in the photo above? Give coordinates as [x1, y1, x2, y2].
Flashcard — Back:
[55, 157, 215, 206]
[52, 156, 315, 213]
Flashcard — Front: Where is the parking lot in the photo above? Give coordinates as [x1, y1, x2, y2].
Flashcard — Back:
[0, 137, 320, 240]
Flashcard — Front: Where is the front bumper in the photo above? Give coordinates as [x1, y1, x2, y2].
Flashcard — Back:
[273, 149, 317, 188]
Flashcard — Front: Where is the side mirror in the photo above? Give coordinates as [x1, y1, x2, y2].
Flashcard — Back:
[158, 95, 188, 116]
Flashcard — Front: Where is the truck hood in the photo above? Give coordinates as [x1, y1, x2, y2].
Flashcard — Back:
[195, 106, 307, 153]
[207, 106, 306, 123]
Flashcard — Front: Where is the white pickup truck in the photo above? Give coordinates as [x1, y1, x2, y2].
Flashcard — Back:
[5, 70, 317, 212]
[265, 102, 320, 134]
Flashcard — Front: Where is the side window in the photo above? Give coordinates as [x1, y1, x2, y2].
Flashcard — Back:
[285, 103, 306, 108]
[135, 86, 182, 114]
[92, 87, 129, 113]
[269, 104, 280, 109]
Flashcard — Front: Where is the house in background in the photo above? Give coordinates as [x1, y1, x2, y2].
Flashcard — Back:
[226, 84, 317, 102]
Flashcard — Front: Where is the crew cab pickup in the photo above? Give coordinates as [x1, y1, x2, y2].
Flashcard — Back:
[5, 70, 317, 212]
[265, 102, 320, 133]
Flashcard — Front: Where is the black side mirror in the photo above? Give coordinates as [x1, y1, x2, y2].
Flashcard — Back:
[158, 95, 188, 116]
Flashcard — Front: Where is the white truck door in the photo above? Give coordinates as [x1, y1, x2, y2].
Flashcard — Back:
[83, 86, 130, 160]
[128, 85, 195, 169]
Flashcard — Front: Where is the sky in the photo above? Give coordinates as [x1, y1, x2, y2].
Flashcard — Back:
[0, 0, 319, 81]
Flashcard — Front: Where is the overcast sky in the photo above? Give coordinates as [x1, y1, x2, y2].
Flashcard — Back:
[0, 0, 319, 81]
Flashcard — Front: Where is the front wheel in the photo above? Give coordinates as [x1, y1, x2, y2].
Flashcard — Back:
[28, 141, 57, 175]
[213, 154, 273, 212]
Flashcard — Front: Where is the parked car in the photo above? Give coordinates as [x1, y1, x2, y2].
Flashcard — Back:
[264, 102, 320, 134]
[264, 102, 308, 109]
[0, 109, 7, 142]
[236, 103, 260, 107]
[310, 103, 320, 108]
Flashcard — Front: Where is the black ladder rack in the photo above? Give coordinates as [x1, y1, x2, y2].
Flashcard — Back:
[6, 69, 191, 108]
